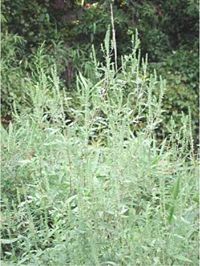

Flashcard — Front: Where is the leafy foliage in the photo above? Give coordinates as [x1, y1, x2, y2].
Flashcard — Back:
[1, 0, 198, 141]
[150, 45, 198, 140]
[1, 34, 198, 265]
[1, 32, 26, 117]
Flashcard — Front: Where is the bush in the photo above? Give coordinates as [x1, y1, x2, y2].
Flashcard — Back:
[1, 32, 71, 119]
[1, 31, 198, 265]
[2, 0, 57, 48]
[1, 32, 26, 118]
[150, 45, 198, 140]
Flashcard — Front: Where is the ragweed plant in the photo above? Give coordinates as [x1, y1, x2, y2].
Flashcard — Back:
[1, 30, 198, 266]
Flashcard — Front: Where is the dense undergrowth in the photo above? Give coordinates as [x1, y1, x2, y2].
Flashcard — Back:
[2, 0, 199, 141]
[1, 31, 198, 265]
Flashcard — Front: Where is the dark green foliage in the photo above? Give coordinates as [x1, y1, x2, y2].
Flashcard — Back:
[1, 33, 26, 117]
[150, 45, 198, 140]
[2, 0, 63, 47]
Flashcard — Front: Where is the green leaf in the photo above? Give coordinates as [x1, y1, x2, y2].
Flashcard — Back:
[172, 177, 180, 200]
[1, 238, 18, 244]
[174, 255, 193, 263]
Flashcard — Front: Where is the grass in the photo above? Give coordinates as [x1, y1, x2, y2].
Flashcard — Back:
[1, 32, 199, 265]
